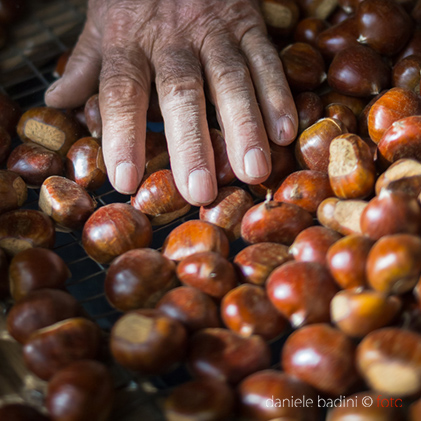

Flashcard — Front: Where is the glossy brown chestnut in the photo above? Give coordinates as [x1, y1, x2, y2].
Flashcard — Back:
[280, 42, 326, 92]
[84, 94, 101, 138]
[378, 115, 421, 165]
[289, 225, 341, 266]
[331, 290, 401, 338]
[320, 90, 367, 117]
[358, 90, 387, 138]
[366, 233, 421, 294]
[274, 169, 334, 215]
[267, 261, 339, 328]
[39, 176, 96, 231]
[241, 198, 313, 245]
[0, 209, 55, 256]
[317, 197, 367, 235]
[46, 360, 114, 421]
[17, 107, 82, 157]
[110, 309, 187, 374]
[0, 170, 27, 215]
[7, 143, 63, 188]
[0, 403, 49, 421]
[221, 284, 288, 340]
[23, 317, 102, 381]
[105, 248, 177, 311]
[200, 186, 254, 242]
[6, 288, 80, 344]
[238, 369, 319, 421]
[355, 0, 413, 56]
[328, 133, 375, 199]
[162, 220, 229, 261]
[0, 92, 21, 135]
[144, 130, 170, 175]
[393, 55, 421, 94]
[82, 203, 152, 264]
[131, 169, 190, 225]
[176, 251, 237, 300]
[396, 26, 421, 62]
[368, 87, 421, 144]
[164, 378, 235, 421]
[360, 189, 421, 240]
[209, 128, 235, 187]
[156, 286, 220, 332]
[356, 327, 421, 396]
[282, 323, 358, 396]
[9, 247, 70, 301]
[296, 117, 348, 173]
[324, 103, 357, 134]
[326, 234, 373, 289]
[0, 126, 11, 164]
[327, 45, 391, 97]
[65, 137, 106, 191]
[233, 242, 291, 286]
[294, 17, 330, 48]
[295, 91, 324, 133]
[187, 327, 271, 384]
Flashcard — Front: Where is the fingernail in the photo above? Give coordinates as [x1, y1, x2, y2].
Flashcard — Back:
[115, 162, 139, 194]
[276, 116, 296, 144]
[244, 148, 269, 179]
[188, 169, 215, 204]
[46, 80, 60, 95]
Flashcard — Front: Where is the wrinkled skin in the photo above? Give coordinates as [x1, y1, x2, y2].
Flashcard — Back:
[45, 0, 297, 205]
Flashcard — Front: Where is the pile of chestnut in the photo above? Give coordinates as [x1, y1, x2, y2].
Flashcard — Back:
[5, 0, 421, 419]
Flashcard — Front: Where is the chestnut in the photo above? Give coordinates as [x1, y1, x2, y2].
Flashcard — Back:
[6, 288, 80, 344]
[289, 225, 341, 266]
[65, 137, 107, 191]
[282, 323, 358, 396]
[0, 125, 11, 164]
[0, 209, 55, 256]
[324, 102, 357, 134]
[17, 107, 82, 157]
[164, 378, 235, 421]
[46, 360, 114, 421]
[0, 91, 21, 135]
[241, 198, 313, 245]
[110, 309, 187, 374]
[396, 26, 421, 62]
[366, 233, 421, 294]
[238, 369, 319, 421]
[331, 289, 401, 338]
[368, 87, 421, 144]
[9, 247, 70, 301]
[295, 117, 348, 173]
[320, 90, 367, 117]
[0, 247, 8, 298]
[209, 128, 235, 187]
[84, 94, 101, 138]
[280, 42, 326, 92]
[187, 327, 271, 384]
[267, 261, 339, 328]
[393, 55, 421, 94]
[144, 130, 169, 175]
[378, 115, 421, 165]
[156, 286, 221, 332]
[200, 186, 254, 242]
[7, 143, 64, 188]
[176, 251, 237, 300]
[162, 220, 229, 262]
[0, 403, 49, 421]
[131, 169, 190, 225]
[294, 17, 330, 48]
[358, 90, 387, 138]
[82, 203, 152, 264]
[39, 176, 96, 231]
[274, 170, 334, 215]
[23, 317, 102, 381]
[0, 170, 27, 214]
[326, 234, 373, 289]
[360, 189, 421, 240]
[297, 0, 338, 19]
[221, 284, 288, 340]
[233, 242, 291, 286]
[355, 0, 413, 56]
[105, 248, 177, 311]
[328, 133, 376, 199]
[295, 91, 324, 133]
[327, 45, 391, 97]
[356, 327, 421, 397]
[261, 0, 300, 37]
[317, 197, 367, 236]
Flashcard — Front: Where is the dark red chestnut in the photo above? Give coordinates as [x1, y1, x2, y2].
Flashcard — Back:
[393, 55, 421, 94]
[294, 17, 330, 48]
[295, 91, 324, 133]
[144, 131, 169, 175]
[82, 203, 152, 264]
[84, 94, 101, 138]
[324, 103, 357, 134]
[0, 170, 27, 214]
[0, 125, 11, 164]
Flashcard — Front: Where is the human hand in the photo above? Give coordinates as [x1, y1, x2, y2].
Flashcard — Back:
[45, 0, 298, 206]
